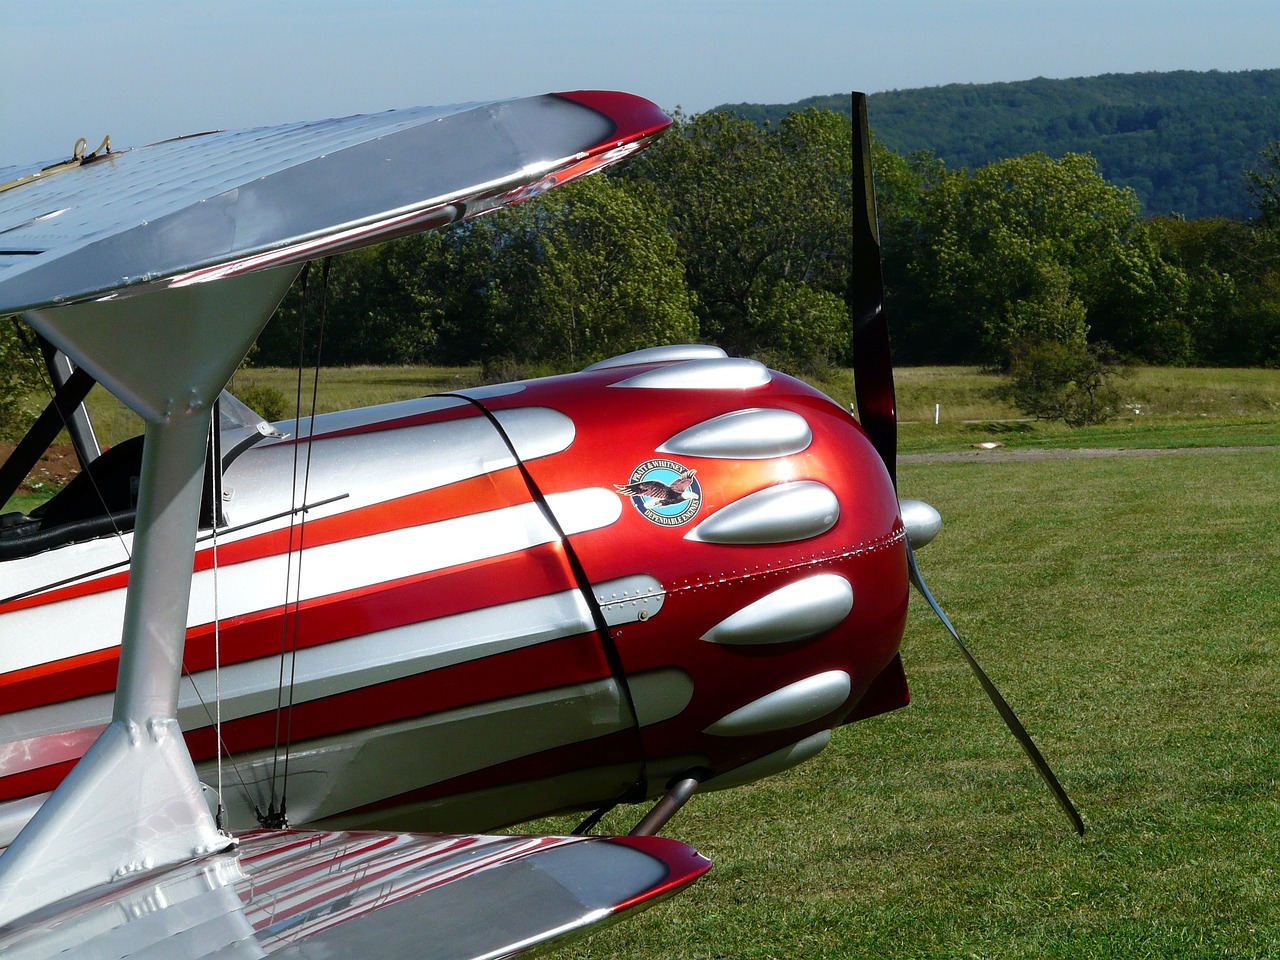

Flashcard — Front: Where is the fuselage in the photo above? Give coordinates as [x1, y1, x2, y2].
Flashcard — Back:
[0, 348, 909, 840]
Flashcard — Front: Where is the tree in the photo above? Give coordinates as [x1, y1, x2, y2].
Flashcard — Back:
[999, 336, 1129, 427]
[1245, 140, 1280, 231]
[0, 318, 42, 442]
[252, 175, 696, 372]
[1086, 232, 1196, 365]
[1147, 214, 1280, 366]
[745, 279, 849, 375]
[511, 176, 698, 368]
[618, 109, 853, 367]
[889, 152, 1176, 365]
[256, 240, 447, 367]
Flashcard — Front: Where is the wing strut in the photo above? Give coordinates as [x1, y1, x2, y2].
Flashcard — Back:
[40, 338, 102, 467]
[629, 776, 702, 837]
[0, 267, 298, 927]
[0, 357, 94, 508]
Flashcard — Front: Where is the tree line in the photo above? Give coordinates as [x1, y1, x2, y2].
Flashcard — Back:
[5, 103, 1279, 442]
[725, 70, 1280, 219]
[253, 107, 1280, 375]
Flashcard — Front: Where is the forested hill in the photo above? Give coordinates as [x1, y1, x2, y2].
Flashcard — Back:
[715, 70, 1280, 219]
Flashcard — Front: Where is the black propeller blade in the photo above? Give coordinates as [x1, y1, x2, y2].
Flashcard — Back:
[906, 543, 1085, 834]
[849, 92, 1084, 835]
[849, 93, 897, 490]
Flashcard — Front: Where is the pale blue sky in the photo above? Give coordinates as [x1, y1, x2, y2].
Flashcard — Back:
[3, 0, 1278, 168]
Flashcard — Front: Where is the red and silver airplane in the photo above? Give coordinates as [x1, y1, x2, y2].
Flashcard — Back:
[0, 91, 1079, 957]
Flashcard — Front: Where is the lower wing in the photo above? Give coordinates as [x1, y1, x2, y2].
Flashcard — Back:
[0, 827, 709, 959]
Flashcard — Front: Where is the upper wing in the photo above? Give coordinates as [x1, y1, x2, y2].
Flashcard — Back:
[0, 91, 670, 424]
[0, 91, 670, 316]
[0, 828, 711, 959]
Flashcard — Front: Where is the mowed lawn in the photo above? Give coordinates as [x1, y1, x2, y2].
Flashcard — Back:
[10, 364, 1280, 956]
[544, 446, 1280, 960]
[66, 363, 1280, 451]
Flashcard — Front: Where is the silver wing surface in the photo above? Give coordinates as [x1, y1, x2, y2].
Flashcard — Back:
[0, 829, 710, 959]
[0, 91, 670, 419]
[0, 91, 669, 314]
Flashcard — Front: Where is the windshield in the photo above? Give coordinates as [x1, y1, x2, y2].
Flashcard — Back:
[219, 389, 271, 432]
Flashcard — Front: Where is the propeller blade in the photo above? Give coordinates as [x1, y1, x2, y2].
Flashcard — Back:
[906, 540, 1085, 835]
[849, 90, 1083, 836]
[849, 92, 897, 488]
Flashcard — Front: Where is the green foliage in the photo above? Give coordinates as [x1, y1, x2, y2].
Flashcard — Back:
[1146, 214, 1280, 367]
[233, 383, 289, 423]
[723, 69, 1280, 218]
[1086, 232, 1196, 364]
[229, 94, 1280, 374]
[999, 337, 1129, 427]
[0, 319, 42, 442]
[513, 176, 698, 367]
[256, 241, 447, 367]
[255, 176, 697, 372]
[618, 108, 853, 369]
[887, 151, 1171, 365]
[6, 77, 1280, 398]
[1244, 139, 1280, 230]
[745, 279, 848, 375]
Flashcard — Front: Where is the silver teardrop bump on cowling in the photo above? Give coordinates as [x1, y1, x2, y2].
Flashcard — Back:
[658, 408, 812, 460]
[581, 344, 727, 370]
[701, 574, 853, 646]
[685, 481, 839, 544]
[703, 670, 851, 737]
[610, 357, 771, 390]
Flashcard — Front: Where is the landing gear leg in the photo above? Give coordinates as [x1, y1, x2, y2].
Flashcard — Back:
[629, 776, 701, 837]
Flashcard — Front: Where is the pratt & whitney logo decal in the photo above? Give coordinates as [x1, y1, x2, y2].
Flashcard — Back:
[615, 459, 702, 527]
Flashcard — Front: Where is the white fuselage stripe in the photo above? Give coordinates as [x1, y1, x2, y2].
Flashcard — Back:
[179, 589, 596, 727]
[0, 488, 621, 676]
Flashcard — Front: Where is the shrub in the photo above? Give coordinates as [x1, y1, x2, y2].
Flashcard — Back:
[233, 384, 289, 423]
[0, 319, 43, 442]
[998, 337, 1129, 427]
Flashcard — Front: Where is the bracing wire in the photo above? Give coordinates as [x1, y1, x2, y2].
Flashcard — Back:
[210, 410, 226, 833]
[279, 256, 331, 818]
[262, 258, 331, 828]
[264, 263, 311, 827]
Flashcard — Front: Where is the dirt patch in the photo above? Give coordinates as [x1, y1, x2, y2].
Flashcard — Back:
[899, 445, 1272, 465]
[0, 442, 80, 494]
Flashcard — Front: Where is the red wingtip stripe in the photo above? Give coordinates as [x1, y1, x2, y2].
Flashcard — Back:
[607, 835, 712, 910]
[552, 90, 673, 143]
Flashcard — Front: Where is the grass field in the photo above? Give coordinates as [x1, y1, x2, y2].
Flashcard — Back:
[57, 363, 1279, 453]
[68, 365, 487, 451]
[5, 363, 1279, 955]
[541, 445, 1280, 959]
[891, 365, 1280, 456]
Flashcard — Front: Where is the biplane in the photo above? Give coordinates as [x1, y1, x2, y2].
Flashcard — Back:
[0, 90, 1079, 957]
